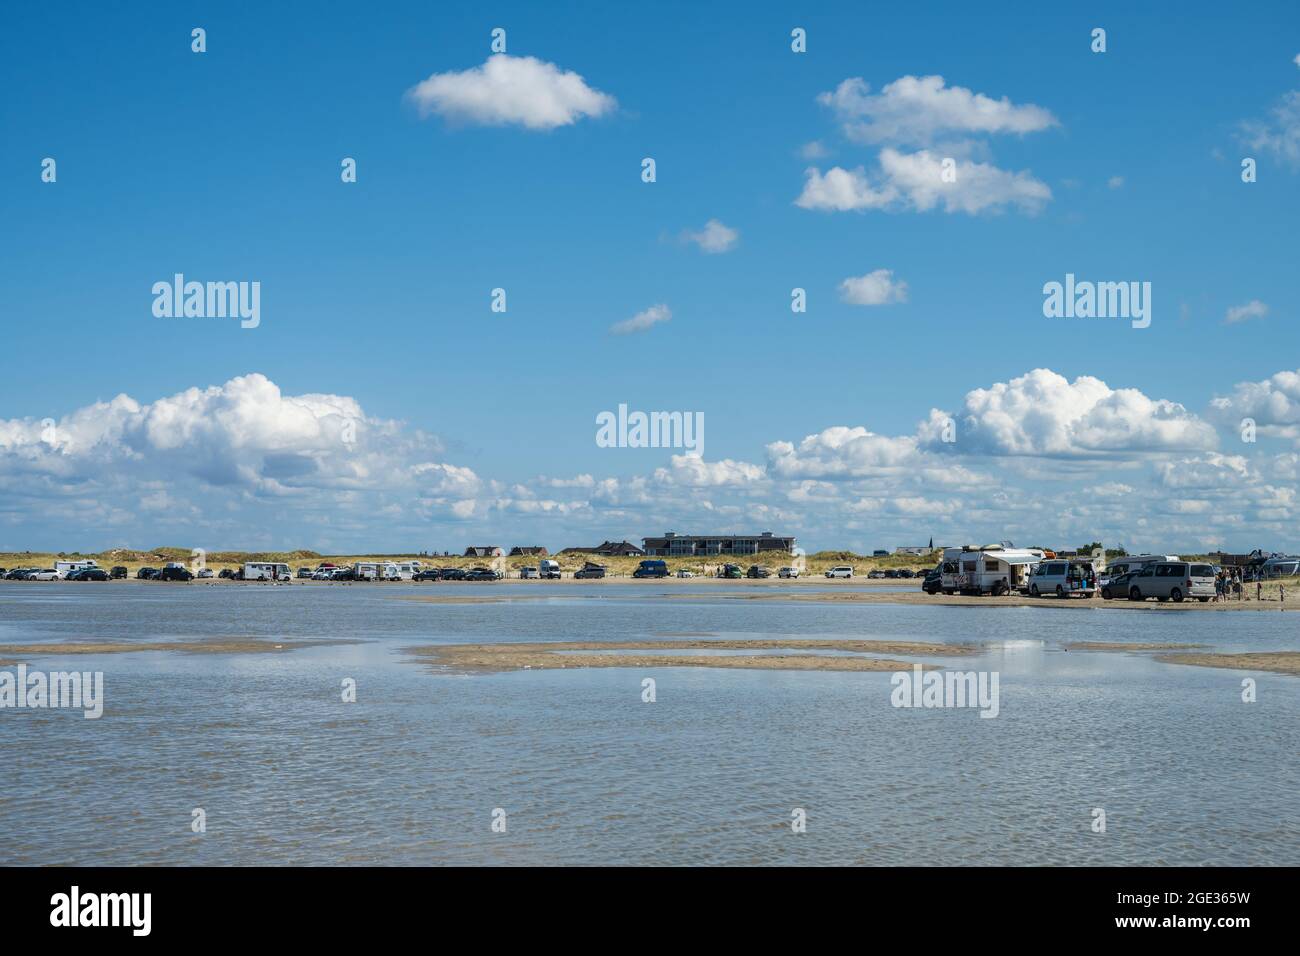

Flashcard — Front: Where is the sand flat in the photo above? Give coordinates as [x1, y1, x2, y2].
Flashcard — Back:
[1154, 651, 1300, 676]
[406, 637, 976, 673]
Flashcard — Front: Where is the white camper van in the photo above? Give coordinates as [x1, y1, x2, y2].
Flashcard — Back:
[55, 559, 99, 579]
[940, 545, 1045, 596]
[539, 559, 561, 579]
[353, 562, 382, 581]
[243, 562, 291, 581]
[391, 561, 422, 581]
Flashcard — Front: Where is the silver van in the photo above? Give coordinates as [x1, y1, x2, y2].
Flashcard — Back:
[1126, 561, 1216, 603]
[1027, 560, 1097, 598]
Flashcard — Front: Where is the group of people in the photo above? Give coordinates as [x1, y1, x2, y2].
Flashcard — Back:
[1214, 569, 1244, 602]
[1215, 567, 1287, 602]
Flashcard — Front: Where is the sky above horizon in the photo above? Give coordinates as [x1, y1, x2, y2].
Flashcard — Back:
[2, 1, 1299, 555]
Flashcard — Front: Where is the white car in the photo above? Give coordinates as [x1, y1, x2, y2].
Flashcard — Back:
[520, 567, 539, 579]
[825, 566, 854, 579]
[197, 568, 214, 579]
[29, 569, 59, 581]
[778, 567, 800, 579]
[676, 569, 695, 578]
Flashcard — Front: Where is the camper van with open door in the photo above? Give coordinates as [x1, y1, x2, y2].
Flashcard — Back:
[940, 544, 1044, 596]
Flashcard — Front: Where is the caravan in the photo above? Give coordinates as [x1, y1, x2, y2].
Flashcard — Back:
[243, 562, 291, 581]
[55, 559, 99, 579]
[939, 544, 1045, 596]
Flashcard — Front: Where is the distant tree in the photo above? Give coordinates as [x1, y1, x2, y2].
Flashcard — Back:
[1077, 541, 1103, 556]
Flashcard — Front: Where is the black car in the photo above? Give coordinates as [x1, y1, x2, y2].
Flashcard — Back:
[68, 567, 109, 581]
[110, 566, 128, 579]
[137, 567, 160, 580]
[440, 567, 467, 581]
[158, 565, 194, 581]
[413, 569, 442, 581]
[897, 568, 916, 579]
[746, 565, 772, 578]
[464, 567, 502, 581]
[1100, 571, 1138, 601]
[573, 563, 606, 579]
[921, 566, 942, 594]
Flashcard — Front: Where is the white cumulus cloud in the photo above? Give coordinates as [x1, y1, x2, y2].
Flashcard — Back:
[407, 54, 615, 130]
[681, 219, 739, 254]
[839, 269, 908, 306]
[1224, 300, 1269, 324]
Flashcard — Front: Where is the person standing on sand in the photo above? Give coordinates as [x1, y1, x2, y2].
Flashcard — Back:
[1257, 580, 1263, 602]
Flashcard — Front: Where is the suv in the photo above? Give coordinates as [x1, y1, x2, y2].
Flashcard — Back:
[158, 564, 195, 582]
[825, 566, 854, 579]
[716, 564, 743, 579]
[110, 566, 128, 579]
[1027, 560, 1096, 598]
[1127, 562, 1216, 603]
[921, 565, 942, 594]
[746, 565, 772, 578]
[778, 567, 800, 579]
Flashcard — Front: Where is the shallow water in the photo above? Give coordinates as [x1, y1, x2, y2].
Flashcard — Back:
[1, 582, 1297, 865]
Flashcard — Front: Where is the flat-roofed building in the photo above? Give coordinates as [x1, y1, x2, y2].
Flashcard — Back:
[641, 531, 796, 557]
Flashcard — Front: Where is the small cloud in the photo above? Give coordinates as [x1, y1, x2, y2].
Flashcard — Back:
[1107, 175, 1125, 189]
[681, 219, 739, 254]
[610, 303, 671, 335]
[1225, 300, 1269, 324]
[406, 54, 615, 130]
[800, 140, 830, 160]
[839, 269, 908, 306]
[1294, 52, 1300, 68]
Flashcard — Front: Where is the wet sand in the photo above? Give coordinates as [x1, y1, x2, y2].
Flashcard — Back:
[404, 589, 1296, 611]
[405, 638, 978, 673]
[0, 638, 355, 657]
[1153, 651, 1300, 676]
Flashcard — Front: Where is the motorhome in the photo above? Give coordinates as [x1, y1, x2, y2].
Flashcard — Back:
[243, 562, 291, 581]
[352, 562, 385, 581]
[391, 561, 423, 580]
[1100, 554, 1180, 582]
[940, 544, 1045, 596]
[54, 559, 98, 579]
[538, 559, 561, 579]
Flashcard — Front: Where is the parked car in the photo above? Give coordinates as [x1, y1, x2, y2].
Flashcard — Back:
[1126, 561, 1216, 603]
[28, 569, 59, 581]
[716, 564, 743, 579]
[330, 568, 357, 581]
[778, 567, 800, 579]
[746, 565, 772, 578]
[539, 560, 562, 580]
[632, 559, 670, 579]
[137, 567, 160, 580]
[1027, 560, 1097, 598]
[413, 569, 442, 582]
[520, 566, 540, 579]
[297, 567, 314, 579]
[867, 569, 887, 580]
[897, 568, 917, 579]
[825, 566, 854, 579]
[573, 563, 606, 579]
[676, 569, 695, 578]
[159, 564, 194, 582]
[196, 568, 214, 578]
[1099, 571, 1139, 600]
[921, 566, 942, 594]
[68, 567, 109, 581]
[218, 568, 236, 579]
[110, 566, 128, 579]
[440, 567, 467, 581]
[464, 567, 502, 581]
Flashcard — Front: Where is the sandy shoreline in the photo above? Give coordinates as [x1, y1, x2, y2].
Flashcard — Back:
[1153, 651, 1300, 676]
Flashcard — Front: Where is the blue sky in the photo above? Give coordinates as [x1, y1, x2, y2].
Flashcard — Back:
[2, 1, 1299, 554]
